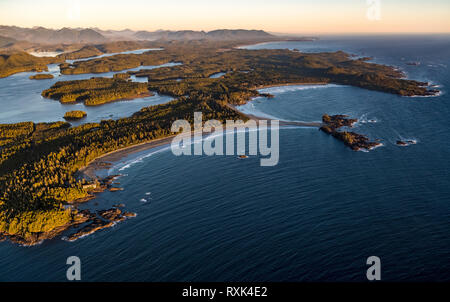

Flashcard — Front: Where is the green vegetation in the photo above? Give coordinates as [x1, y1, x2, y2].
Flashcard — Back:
[64, 110, 87, 120]
[113, 72, 131, 80]
[42, 77, 151, 105]
[0, 98, 245, 243]
[58, 45, 103, 60]
[58, 42, 435, 96]
[0, 122, 34, 147]
[0, 40, 437, 245]
[29, 73, 54, 80]
[0, 41, 158, 78]
[0, 52, 63, 78]
[0, 208, 73, 244]
[59, 52, 170, 75]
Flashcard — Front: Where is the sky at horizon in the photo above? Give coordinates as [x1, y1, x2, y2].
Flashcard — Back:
[0, 0, 449, 34]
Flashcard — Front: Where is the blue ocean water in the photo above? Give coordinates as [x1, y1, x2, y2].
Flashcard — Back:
[0, 36, 449, 281]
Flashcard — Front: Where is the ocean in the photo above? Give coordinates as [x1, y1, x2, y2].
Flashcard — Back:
[0, 35, 449, 281]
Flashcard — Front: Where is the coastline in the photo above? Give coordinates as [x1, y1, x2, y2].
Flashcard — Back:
[234, 40, 289, 49]
[45, 91, 155, 107]
[79, 135, 177, 180]
[251, 82, 329, 90]
[227, 103, 322, 127]
[79, 83, 326, 179]
[85, 91, 154, 106]
[234, 38, 317, 49]
[1, 80, 383, 246]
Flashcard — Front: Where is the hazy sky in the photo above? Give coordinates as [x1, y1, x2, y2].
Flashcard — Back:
[0, 0, 449, 34]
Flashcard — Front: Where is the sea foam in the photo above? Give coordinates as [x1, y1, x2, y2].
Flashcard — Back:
[258, 84, 342, 95]
[118, 146, 171, 171]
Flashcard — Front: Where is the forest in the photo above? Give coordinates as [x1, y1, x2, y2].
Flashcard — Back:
[29, 73, 54, 80]
[42, 77, 150, 105]
[0, 52, 62, 78]
[64, 110, 87, 120]
[58, 43, 436, 96]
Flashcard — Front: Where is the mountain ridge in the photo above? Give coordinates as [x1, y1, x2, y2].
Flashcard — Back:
[0, 25, 279, 44]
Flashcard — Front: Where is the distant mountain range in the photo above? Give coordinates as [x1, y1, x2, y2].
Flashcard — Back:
[0, 25, 281, 45]
[0, 35, 16, 48]
[0, 26, 107, 44]
[0, 26, 317, 53]
[129, 29, 275, 41]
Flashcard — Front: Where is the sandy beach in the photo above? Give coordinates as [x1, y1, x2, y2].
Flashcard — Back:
[79, 135, 177, 179]
[251, 82, 329, 90]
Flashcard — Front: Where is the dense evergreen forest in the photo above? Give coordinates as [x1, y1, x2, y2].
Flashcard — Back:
[42, 77, 150, 105]
[0, 52, 63, 78]
[29, 73, 54, 80]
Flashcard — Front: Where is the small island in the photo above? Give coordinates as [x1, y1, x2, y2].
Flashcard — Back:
[113, 72, 131, 80]
[396, 140, 417, 146]
[320, 114, 381, 151]
[42, 77, 151, 105]
[29, 73, 54, 80]
[63, 110, 87, 120]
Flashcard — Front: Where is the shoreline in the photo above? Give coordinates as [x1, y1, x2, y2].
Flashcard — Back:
[46, 91, 155, 107]
[251, 82, 329, 90]
[79, 82, 325, 179]
[79, 135, 177, 180]
[234, 38, 317, 49]
[2, 81, 372, 246]
[227, 103, 322, 127]
[85, 91, 154, 107]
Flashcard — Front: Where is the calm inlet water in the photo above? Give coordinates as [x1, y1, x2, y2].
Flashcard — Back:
[0, 49, 177, 125]
[0, 36, 449, 281]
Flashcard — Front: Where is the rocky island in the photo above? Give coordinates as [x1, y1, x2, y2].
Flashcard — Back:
[29, 73, 54, 80]
[396, 140, 417, 146]
[63, 110, 87, 120]
[42, 77, 151, 105]
[65, 207, 136, 242]
[320, 114, 381, 151]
